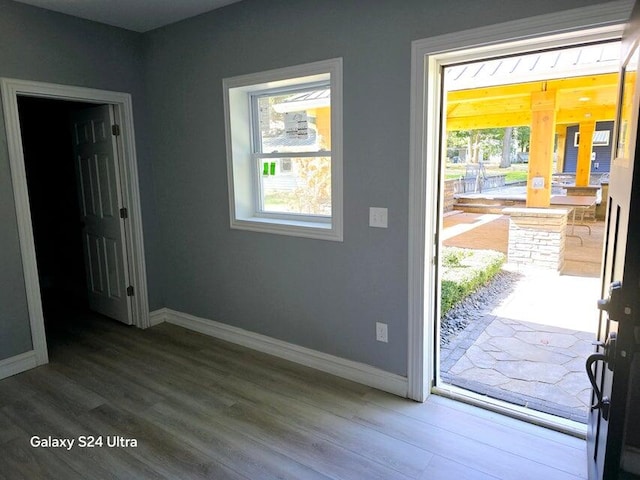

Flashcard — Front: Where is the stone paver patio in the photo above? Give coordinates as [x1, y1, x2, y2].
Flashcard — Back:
[441, 313, 595, 422]
[441, 212, 604, 423]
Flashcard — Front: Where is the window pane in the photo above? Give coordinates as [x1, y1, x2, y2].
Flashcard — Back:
[260, 157, 331, 216]
[257, 88, 331, 154]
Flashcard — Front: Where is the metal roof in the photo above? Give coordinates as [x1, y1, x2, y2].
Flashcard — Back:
[273, 89, 330, 113]
[445, 41, 621, 91]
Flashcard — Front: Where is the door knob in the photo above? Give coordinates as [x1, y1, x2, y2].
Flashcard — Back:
[585, 331, 617, 420]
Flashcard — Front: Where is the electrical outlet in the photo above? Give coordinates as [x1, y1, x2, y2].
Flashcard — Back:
[376, 322, 388, 343]
[369, 207, 388, 228]
[531, 176, 545, 189]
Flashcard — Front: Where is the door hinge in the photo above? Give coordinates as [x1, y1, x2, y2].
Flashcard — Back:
[112, 124, 121, 136]
[127, 285, 134, 297]
[120, 207, 128, 219]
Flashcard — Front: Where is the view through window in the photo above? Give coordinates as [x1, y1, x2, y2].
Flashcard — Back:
[253, 85, 332, 216]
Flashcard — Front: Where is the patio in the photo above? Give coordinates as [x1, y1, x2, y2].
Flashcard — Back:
[440, 211, 604, 422]
[439, 41, 615, 424]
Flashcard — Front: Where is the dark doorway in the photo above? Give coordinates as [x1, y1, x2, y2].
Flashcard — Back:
[18, 97, 97, 337]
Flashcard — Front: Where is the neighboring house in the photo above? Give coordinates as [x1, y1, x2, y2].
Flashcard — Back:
[563, 121, 615, 174]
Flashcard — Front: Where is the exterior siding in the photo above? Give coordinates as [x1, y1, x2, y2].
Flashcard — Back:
[563, 121, 614, 174]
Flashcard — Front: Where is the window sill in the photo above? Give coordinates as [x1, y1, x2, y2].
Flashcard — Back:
[231, 216, 343, 242]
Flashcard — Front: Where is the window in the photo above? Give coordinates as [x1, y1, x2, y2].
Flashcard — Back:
[223, 58, 343, 241]
[573, 129, 611, 147]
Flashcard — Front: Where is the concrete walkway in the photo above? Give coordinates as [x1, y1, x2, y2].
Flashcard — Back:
[441, 212, 604, 423]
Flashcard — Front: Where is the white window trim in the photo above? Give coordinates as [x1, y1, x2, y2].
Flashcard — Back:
[573, 130, 611, 147]
[223, 58, 343, 241]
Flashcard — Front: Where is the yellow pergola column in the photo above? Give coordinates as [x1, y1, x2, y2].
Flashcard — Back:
[314, 106, 331, 150]
[527, 90, 557, 207]
[555, 125, 567, 173]
[575, 120, 595, 186]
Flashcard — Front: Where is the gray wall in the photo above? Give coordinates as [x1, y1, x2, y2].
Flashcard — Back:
[0, 0, 162, 361]
[145, 0, 611, 376]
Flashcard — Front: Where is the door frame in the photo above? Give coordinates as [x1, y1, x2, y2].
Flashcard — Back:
[1, 78, 150, 368]
[407, 1, 633, 406]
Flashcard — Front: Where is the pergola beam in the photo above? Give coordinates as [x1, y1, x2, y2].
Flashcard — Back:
[445, 106, 616, 131]
[446, 112, 532, 130]
[445, 72, 621, 132]
[447, 73, 621, 104]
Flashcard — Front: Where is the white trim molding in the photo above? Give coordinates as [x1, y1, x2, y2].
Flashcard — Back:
[149, 308, 168, 326]
[152, 308, 408, 397]
[223, 58, 344, 242]
[0, 351, 38, 380]
[1, 78, 151, 370]
[407, 1, 634, 402]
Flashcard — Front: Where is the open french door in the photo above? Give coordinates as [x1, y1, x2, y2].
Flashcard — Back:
[587, 2, 640, 478]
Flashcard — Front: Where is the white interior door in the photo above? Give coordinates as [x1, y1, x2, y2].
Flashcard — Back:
[71, 105, 132, 325]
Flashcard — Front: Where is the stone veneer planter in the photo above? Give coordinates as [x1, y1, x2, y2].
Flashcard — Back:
[502, 207, 568, 271]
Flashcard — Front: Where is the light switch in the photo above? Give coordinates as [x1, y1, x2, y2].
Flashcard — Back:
[369, 207, 388, 228]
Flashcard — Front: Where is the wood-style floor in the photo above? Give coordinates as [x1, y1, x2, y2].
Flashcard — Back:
[0, 312, 588, 479]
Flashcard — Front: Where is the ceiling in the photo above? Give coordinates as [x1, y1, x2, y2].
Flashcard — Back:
[445, 42, 623, 131]
[12, 0, 244, 32]
[446, 73, 621, 130]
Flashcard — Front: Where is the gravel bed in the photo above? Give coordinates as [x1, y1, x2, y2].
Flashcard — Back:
[440, 269, 522, 346]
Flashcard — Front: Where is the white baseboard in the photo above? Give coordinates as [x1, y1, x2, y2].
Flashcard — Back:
[151, 308, 408, 397]
[623, 446, 640, 475]
[0, 350, 38, 380]
[149, 308, 168, 326]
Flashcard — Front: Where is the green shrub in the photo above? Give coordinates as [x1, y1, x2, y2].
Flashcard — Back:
[442, 248, 472, 268]
[440, 247, 505, 315]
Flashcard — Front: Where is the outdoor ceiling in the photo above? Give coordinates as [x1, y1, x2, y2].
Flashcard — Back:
[445, 42, 623, 131]
[446, 73, 621, 130]
[12, 0, 244, 32]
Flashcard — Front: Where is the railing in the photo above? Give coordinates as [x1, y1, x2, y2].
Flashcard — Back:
[443, 174, 506, 212]
[454, 174, 506, 193]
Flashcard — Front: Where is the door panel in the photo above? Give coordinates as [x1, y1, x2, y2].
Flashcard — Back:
[105, 237, 123, 298]
[587, 4, 640, 478]
[86, 233, 104, 294]
[71, 105, 131, 325]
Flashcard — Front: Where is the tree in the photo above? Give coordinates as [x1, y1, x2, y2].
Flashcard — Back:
[447, 128, 505, 163]
[287, 157, 331, 215]
[515, 126, 530, 153]
[500, 127, 513, 168]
